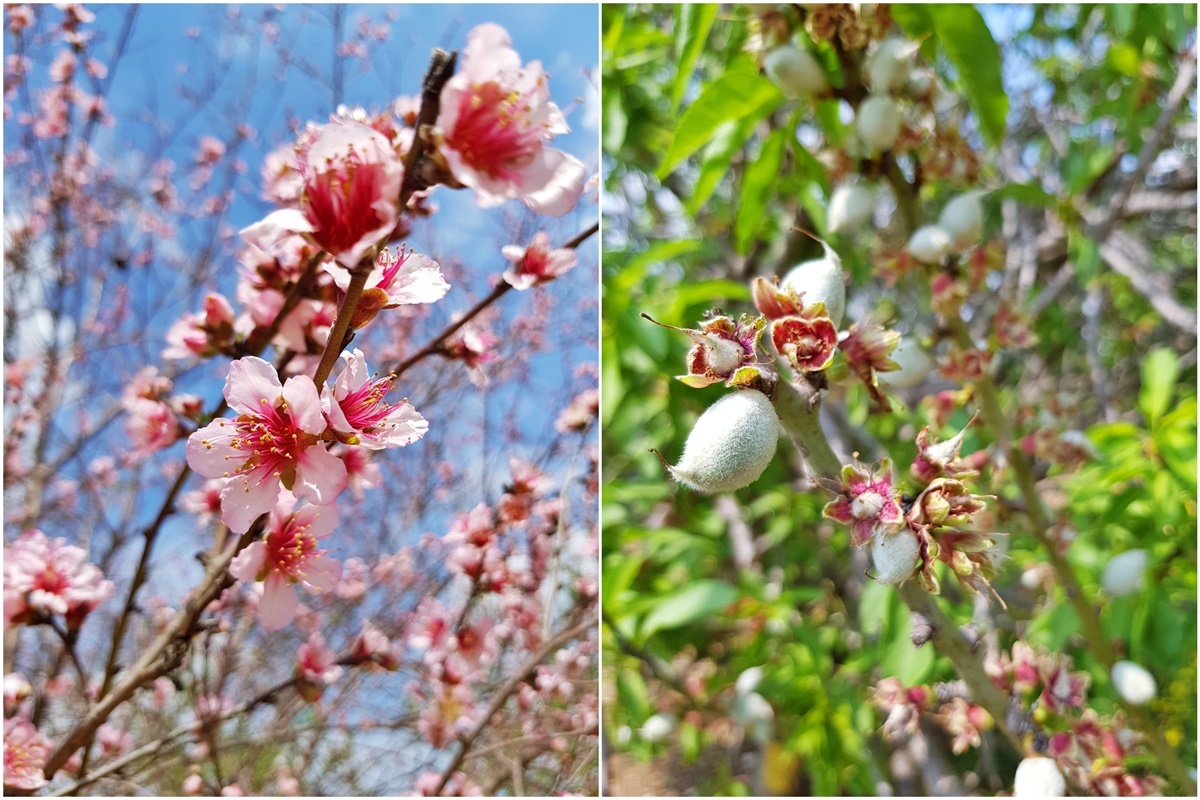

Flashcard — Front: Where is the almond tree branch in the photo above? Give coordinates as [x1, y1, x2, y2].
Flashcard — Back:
[432, 616, 594, 795]
[390, 221, 598, 380]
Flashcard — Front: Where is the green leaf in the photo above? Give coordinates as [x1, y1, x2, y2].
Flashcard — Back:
[879, 590, 935, 685]
[658, 71, 783, 179]
[1139, 347, 1180, 426]
[686, 117, 759, 215]
[603, 85, 629, 154]
[924, 6, 1009, 145]
[993, 182, 1057, 208]
[639, 579, 739, 638]
[735, 127, 788, 255]
[616, 668, 653, 724]
[670, 4, 718, 112]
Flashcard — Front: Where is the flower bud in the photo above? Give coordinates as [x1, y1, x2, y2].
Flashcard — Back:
[827, 184, 875, 234]
[856, 95, 902, 153]
[781, 240, 845, 327]
[871, 528, 920, 585]
[907, 225, 952, 265]
[937, 191, 986, 250]
[1111, 660, 1157, 705]
[1013, 756, 1066, 797]
[764, 45, 830, 98]
[878, 336, 932, 389]
[1101, 549, 1148, 597]
[669, 390, 779, 494]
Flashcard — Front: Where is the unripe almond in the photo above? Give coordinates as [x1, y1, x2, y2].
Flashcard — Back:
[905, 68, 933, 100]
[1013, 756, 1066, 798]
[827, 184, 875, 234]
[870, 529, 920, 585]
[864, 38, 918, 94]
[1111, 660, 1157, 705]
[907, 224, 952, 265]
[878, 336, 933, 388]
[669, 390, 779, 494]
[781, 240, 845, 327]
[640, 713, 676, 743]
[937, 191, 986, 250]
[764, 45, 830, 98]
[1101, 548, 1148, 597]
[856, 95, 902, 153]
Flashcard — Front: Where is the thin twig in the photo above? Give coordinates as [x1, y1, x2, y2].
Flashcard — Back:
[432, 617, 594, 795]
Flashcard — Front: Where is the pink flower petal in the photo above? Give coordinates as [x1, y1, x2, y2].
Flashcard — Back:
[259, 573, 299, 630]
[292, 444, 347, 506]
[517, 147, 587, 217]
[229, 541, 266, 582]
[281, 375, 326, 436]
[224, 356, 284, 414]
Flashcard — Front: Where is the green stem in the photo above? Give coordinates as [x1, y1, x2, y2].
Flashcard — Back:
[773, 376, 1025, 751]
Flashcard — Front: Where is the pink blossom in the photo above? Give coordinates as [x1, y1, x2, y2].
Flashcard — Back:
[182, 772, 204, 796]
[229, 496, 341, 630]
[187, 356, 346, 533]
[48, 49, 75, 83]
[97, 723, 133, 760]
[152, 676, 176, 710]
[333, 445, 380, 500]
[501, 232, 577, 290]
[124, 397, 180, 457]
[244, 121, 402, 269]
[221, 784, 245, 796]
[443, 317, 499, 387]
[555, 388, 598, 434]
[3, 674, 30, 717]
[4, 530, 113, 628]
[436, 23, 586, 216]
[3, 717, 51, 790]
[295, 631, 343, 701]
[351, 620, 400, 671]
[821, 460, 906, 547]
[335, 557, 368, 601]
[179, 478, 227, 526]
[337, 246, 450, 327]
[163, 292, 236, 360]
[322, 349, 428, 450]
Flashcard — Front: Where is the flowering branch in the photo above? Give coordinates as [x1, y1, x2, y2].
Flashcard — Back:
[431, 616, 594, 795]
[391, 221, 598, 379]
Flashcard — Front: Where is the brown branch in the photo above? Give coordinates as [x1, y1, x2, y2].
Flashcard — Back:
[398, 48, 458, 209]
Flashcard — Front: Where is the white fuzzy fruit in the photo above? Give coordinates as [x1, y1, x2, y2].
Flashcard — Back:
[865, 38, 917, 94]
[1013, 756, 1067, 797]
[827, 184, 875, 234]
[907, 225, 952, 265]
[1101, 549, 1148, 597]
[781, 241, 846, 327]
[937, 191, 986, 250]
[764, 45, 830, 98]
[878, 336, 933, 389]
[870, 529, 920, 585]
[1111, 661, 1157, 705]
[905, 68, 933, 100]
[640, 713, 676, 743]
[856, 95, 902, 153]
[670, 390, 779, 494]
